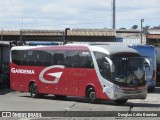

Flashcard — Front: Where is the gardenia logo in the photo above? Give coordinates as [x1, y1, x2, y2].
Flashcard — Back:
[11, 68, 35, 74]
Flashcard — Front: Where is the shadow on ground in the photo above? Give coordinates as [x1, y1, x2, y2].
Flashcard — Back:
[20, 93, 160, 109]
[0, 85, 14, 95]
[148, 87, 160, 94]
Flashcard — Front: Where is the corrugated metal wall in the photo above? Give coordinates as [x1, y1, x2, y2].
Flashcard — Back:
[73, 38, 141, 46]
[72, 32, 142, 46]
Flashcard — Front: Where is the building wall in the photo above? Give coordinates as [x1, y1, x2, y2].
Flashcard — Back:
[72, 32, 143, 46]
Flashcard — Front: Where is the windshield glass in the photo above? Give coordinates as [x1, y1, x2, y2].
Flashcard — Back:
[112, 57, 145, 86]
[94, 52, 146, 86]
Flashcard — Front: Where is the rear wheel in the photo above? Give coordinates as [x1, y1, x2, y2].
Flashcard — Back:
[86, 88, 100, 104]
[30, 83, 39, 98]
[114, 99, 128, 104]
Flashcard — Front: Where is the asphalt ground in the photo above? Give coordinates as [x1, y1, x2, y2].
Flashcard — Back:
[0, 86, 160, 119]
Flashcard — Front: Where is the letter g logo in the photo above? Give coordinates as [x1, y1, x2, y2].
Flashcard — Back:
[39, 65, 65, 84]
[11, 68, 16, 73]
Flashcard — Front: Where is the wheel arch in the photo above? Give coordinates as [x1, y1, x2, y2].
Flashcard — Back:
[28, 80, 37, 92]
[85, 84, 95, 97]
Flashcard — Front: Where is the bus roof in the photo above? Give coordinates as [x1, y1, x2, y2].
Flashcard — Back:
[11, 45, 90, 51]
[129, 44, 155, 49]
[89, 45, 140, 55]
[11, 44, 139, 56]
[129, 44, 156, 58]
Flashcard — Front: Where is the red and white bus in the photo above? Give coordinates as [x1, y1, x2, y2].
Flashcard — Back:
[10, 44, 148, 104]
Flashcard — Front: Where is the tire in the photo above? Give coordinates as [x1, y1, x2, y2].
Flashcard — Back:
[55, 95, 67, 100]
[114, 99, 128, 104]
[30, 83, 39, 98]
[87, 88, 100, 104]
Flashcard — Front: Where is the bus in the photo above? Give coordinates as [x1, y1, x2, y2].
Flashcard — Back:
[129, 45, 156, 91]
[10, 44, 148, 104]
[156, 47, 160, 85]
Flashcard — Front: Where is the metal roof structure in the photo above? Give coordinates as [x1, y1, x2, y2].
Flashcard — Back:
[0, 29, 142, 37]
[0, 29, 143, 44]
[0, 30, 64, 36]
[0, 29, 116, 36]
[0, 30, 19, 35]
[147, 29, 160, 40]
[20, 30, 64, 36]
[67, 29, 116, 36]
[147, 29, 160, 34]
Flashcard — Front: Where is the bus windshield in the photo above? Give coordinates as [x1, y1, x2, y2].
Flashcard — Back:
[112, 57, 145, 86]
[94, 52, 146, 86]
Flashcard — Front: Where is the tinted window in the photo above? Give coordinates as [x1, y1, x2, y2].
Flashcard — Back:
[12, 50, 53, 66]
[94, 52, 111, 80]
[65, 51, 93, 68]
[53, 52, 65, 65]
[12, 50, 93, 68]
[12, 50, 23, 65]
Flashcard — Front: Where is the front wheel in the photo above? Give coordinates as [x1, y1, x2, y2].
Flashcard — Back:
[30, 83, 39, 98]
[87, 88, 100, 104]
[114, 99, 128, 104]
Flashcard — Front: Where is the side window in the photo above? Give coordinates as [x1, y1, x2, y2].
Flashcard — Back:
[21, 50, 28, 65]
[65, 52, 73, 67]
[65, 51, 93, 68]
[12, 50, 21, 65]
[94, 52, 111, 80]
[80, 52, 94, 68]
[36, 51, 52, 66]
[53, 52, 65, 65]
[65, 51, 79, 67]
[42, 52, 52, 66]
[12, 50, 53, 66]
[27, 51, 36, 66]
[35, 51, 43, 66]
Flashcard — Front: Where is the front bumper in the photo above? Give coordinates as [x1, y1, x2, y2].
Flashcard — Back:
[112, 86, 147, 100]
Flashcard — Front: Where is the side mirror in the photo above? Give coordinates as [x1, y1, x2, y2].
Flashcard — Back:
[105, 57, 114, 72]
[144, 58, 151, 71]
